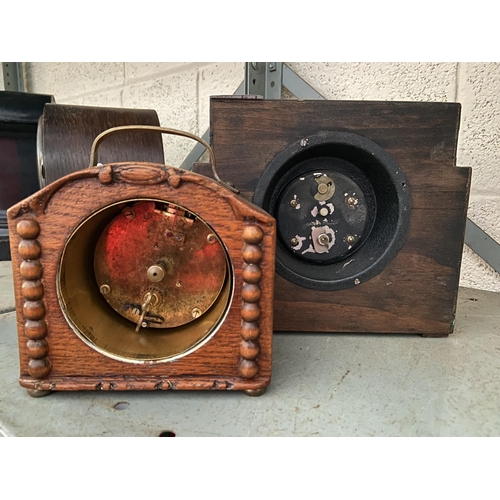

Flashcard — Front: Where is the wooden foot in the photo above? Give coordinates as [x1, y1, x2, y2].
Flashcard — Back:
[244, 388, 266, 397]
[26, 388, 53, 398]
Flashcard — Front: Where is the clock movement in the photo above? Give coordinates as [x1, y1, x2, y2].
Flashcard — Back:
[8, 126, 276, 397]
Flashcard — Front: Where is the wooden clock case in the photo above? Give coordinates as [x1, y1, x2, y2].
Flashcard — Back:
[200, 97, 472, 336]
[8, 153, 276, 396]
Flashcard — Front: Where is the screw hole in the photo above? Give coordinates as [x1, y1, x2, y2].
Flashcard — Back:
[113, 402, 130, 410]
[159, 430, 176, 437]
[252, 78, 256, 85]
[469, 298, 478, 301]
[270, 81, 275, 88]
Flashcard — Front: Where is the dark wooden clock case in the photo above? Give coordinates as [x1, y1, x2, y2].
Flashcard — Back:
[199, 97, 472, 336]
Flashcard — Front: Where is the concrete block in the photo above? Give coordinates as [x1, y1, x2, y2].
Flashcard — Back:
[122, 68, 198, 167]
[57, 88, 123, 107]
[455, 63, 500, 291]
[125, 63, 198, 81]
[199, 62, 244, 133]
[468, 193, 500, 243]
[456, 63, 500, 193]
[287, 62, 457, 101]
[25, 63, 125, 101]
[460, 246, 500, 292]
[460, 192, 500, 292]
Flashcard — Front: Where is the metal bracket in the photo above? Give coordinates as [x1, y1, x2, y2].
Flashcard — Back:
[2, 62, 25, 92]
[465, 219, 500, 274]
[245, 62, 282, 99]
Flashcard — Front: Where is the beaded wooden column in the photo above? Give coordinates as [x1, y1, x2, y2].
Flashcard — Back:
[16, 219, 52, 397]
[240, 224, 265, 396]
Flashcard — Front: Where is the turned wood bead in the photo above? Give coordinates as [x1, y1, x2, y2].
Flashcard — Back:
[241, 321, 260, 340]
[21, 280, 44, 301]
[242, 264, 262, 284]
[16, 219, 40, 239]
[169, 173, 182, 188]
[242, 244, 263, 264]
[243, 225, 264, 245]
[98, 165, 113, 184]
[18, 239, 42, 260]
[241, 302, 261, 322]
[20, 260, 43, 280]
[28, 357, 51, 378]
[23, 300, 46, 321]
[25, 320, 47, 339]
[239, 359, 259, 379]
[241, 283, 261, 303]
[26, 339, 49, 359]
[240, 340, 260, 360]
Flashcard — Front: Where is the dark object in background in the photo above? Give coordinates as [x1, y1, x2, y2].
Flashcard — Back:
[1, 97, 165, 261]
[202, 97, 472, 336]
[0, 91, 54, 260]
[37, 104, 164, 186]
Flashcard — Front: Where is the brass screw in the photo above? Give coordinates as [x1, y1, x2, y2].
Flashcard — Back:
[354, 279, 360, 285]
[347, 196, 357, 207]
[123, 208, 134, 220]
[290, 199, 298, 208]
[300, 138, 308, 147]
[141, 321, 148, 328]
[346, 235, 355, 244]
[147, 264, 165, 282]
[207, 234, 217, 243]
[100, 284, 111, 295]
[319, 207, 329, 217]
[176, 280, 182, 288]
[318, 234, 330, 246]
[192, 308, 202, 318]
[318, 183, 328, 194]
[291, 237, 299, 246]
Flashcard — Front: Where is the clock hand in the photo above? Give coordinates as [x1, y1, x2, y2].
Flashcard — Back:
[135, 292, 154, 332]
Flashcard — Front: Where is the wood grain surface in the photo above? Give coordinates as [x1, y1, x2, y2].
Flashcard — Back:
[206, 98, 471, 335]
[39, 104, 165, 185]
[8, 164, 276, 392]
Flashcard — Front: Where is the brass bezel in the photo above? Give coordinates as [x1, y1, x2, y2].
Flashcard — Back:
[57, 197, 234, 364]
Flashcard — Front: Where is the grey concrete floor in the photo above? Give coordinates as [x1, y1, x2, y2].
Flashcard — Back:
[0, 260, 499, 436]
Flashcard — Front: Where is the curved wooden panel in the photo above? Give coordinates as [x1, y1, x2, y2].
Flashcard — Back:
[38, 104, 164, 186]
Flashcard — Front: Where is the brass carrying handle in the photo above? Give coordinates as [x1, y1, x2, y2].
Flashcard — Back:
[88, 125, 238, 193]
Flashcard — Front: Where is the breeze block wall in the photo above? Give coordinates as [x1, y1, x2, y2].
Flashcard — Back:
[23, 62, 500, 292]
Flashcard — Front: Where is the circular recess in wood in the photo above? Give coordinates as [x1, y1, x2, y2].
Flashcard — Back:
[253, 131, 411, 290]
[57, 198, 233, 364]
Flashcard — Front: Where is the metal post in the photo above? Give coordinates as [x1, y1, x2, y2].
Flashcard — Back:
[2, 62, 25, 92]
[245, 62, 282, 99]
